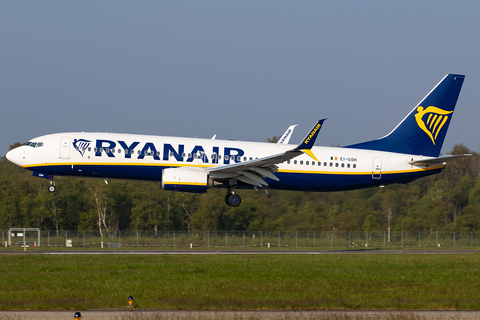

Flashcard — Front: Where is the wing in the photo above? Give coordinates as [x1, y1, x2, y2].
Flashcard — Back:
[207, 119, 326, 188]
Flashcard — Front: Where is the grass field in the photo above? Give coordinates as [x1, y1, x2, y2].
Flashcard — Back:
[1, 254, 480, 311]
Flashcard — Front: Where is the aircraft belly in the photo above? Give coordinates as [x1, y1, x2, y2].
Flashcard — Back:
[270, 168, 443, 192]
[28, 164, 165, 181]
[26, 164, 443, 191]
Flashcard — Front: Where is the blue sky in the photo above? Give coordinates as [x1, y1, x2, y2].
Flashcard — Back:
[1, 1, 479, 156]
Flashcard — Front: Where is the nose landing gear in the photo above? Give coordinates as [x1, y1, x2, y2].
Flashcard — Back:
[48, 179, 56, 193]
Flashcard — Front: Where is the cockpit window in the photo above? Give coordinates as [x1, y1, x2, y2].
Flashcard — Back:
[24, 141, 44, 148]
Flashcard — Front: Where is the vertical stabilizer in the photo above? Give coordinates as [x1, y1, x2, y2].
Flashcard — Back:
[344, 74, 465, 157]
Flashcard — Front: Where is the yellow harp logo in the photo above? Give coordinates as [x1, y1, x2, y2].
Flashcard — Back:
[414, 106, 453, 145]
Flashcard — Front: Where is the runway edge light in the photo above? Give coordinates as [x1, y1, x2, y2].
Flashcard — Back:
[74, 311, 81, 319]
[128, 296, 134, 307]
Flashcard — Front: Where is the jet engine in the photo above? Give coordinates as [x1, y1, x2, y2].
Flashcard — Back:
[161, 167, 212, 193]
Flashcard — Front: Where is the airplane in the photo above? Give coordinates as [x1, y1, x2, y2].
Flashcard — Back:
[6, 74, 469, 207]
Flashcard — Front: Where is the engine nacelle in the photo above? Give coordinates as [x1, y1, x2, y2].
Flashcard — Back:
[161, 168, 211, 193]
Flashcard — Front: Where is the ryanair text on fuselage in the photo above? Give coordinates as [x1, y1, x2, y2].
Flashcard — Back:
[85, 139, 244, 165]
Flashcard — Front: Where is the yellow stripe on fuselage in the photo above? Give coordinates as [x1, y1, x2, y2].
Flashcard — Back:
[24, 161, 445, 176]
[23, 162, 217, 169]
[163, 181, 207, 186]
[277, 164, 444, 176]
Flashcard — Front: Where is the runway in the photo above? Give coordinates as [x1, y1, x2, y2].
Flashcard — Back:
[3, 310, 480, 320]
[0, 249, 478, 255]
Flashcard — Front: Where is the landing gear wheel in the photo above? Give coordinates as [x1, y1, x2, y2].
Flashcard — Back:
[48, 185, 56, 193]
[225, 193, 241, 207]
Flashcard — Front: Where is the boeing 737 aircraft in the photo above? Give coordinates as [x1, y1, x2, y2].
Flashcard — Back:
[6, 74, 468, 207]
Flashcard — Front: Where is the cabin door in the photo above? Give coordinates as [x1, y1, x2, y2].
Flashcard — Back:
[59, 136, 71, 159]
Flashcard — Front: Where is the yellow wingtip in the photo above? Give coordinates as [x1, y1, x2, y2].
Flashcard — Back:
[302, 149, 319, 162]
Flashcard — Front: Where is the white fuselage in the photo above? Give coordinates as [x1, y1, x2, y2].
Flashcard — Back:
[6, 132, 444, 192]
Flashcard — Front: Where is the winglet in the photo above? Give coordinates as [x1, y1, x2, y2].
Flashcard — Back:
[293, 119, 326, 161]
[277, 124, 298, 144]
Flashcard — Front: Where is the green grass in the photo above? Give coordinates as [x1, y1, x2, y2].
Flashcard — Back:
[1, 254, 480, 310]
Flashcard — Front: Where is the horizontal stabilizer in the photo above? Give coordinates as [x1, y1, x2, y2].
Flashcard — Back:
[408, 154, 472, 165]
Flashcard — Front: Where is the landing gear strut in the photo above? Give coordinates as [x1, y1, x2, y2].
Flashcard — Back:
[225, 191, 241, 207]
[48, 179, 56, 193]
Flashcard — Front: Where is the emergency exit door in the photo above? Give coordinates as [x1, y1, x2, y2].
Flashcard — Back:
[372, 157, 382, 179]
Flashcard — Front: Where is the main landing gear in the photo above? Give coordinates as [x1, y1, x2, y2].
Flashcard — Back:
[48, 179, 56, 193]
[225, 190, 241, 207]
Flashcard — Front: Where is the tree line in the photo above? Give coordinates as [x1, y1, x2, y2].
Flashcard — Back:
[1, 143, 480, 234]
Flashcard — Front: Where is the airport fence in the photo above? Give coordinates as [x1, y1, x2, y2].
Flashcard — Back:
[2, 229, 480, 249]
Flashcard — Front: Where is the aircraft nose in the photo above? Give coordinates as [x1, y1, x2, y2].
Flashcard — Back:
[6, 147, 22, 166]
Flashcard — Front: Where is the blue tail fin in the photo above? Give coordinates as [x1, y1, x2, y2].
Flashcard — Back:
[344, 74, 465, 157]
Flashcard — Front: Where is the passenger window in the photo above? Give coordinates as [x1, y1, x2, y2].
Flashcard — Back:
[330, 163, 333, 167]
[237, 156, 241, 161]
[243, 157, 247, 161]
[249, 157, 253, 160]
[341, 163, 344, 168]
[317, 162, 321, 166]
[287, 160, 290, 164]
[306, 161, 309, 165]
[37, 142, 43, 147]
[324, 162, 327, 166]
[105, 148, 109, 153]
[335, 163, 339, 167]
[170, 152, 174, 156]
[218, 155, 222, 159]
[118, 149, 122, 154]
[88, 147, 92, 152]
[300, 161, 303, 165]
[294, 160, 297, 164]
[211, 153, 216, 159]
[347, 164, 350, 168]
[137, 150, 141, 155]
[157, 151, 160, 156]
[94, 148, 98, 152]
[353, 164, 356, 168]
